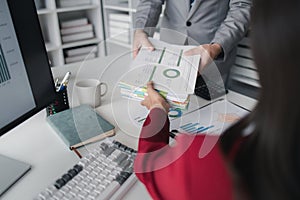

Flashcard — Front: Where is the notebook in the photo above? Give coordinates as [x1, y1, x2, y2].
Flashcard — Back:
[47, 105, 115, 149]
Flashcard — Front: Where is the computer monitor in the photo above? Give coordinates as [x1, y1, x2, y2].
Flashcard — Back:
[0, 0, 56, 195]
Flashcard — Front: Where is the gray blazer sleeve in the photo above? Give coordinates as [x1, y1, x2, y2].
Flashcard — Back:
[211, 0, 252, 61]
[134, 0, 165, 35]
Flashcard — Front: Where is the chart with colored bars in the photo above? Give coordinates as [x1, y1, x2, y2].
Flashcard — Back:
[0, 43, 11, 84]
[170, 99, 249, 136]
[180, 123, 214, 134]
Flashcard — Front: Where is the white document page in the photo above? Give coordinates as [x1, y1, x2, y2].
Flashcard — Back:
[122, 38, 200, 96]
[170, 99, 249, 135]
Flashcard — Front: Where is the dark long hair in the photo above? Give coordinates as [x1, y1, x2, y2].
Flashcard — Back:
[221, 0, 300, 199]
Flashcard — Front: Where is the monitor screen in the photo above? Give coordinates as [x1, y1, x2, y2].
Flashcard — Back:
[0, 0, 56, 136]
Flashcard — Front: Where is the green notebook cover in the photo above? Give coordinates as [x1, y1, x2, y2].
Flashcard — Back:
[47, 105, 115, 149]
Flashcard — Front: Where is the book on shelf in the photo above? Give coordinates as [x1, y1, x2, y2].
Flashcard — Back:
[65, 52, 96, 64]
[47, 105, 115, 149]
[109, 20, 130, 29]
[61, 18, 89, 29]
[109, 27, 129, 35]
[108, 13, 131, 22]
[65, 45, 97, 57]
[61, 24, 94, 35]
[61, 31, 94, 43]
[118, 38, 200, 110]
[58, 0, 91, 8]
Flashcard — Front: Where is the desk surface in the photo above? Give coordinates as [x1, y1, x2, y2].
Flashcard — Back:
[0, 55, 257, 200]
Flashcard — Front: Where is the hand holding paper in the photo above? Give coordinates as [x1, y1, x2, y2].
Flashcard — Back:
[141, 81, 170, 113]
[185, 43, 222, 73]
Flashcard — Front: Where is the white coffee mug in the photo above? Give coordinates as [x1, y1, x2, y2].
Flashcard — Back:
[75, 79, 108, 108]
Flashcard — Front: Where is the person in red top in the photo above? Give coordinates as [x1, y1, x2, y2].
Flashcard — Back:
[134, 0, 300, 199]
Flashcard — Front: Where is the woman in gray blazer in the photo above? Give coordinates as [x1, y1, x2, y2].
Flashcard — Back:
[133, 0, 252, 79]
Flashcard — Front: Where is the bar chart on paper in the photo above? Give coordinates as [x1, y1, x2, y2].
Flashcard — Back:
[180, 123, 214, 134]
[170, 99, 249, 136]
[0, 43, 11, 84]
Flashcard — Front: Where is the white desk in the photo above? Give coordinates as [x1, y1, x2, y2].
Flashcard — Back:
[0, 54, 257, 200]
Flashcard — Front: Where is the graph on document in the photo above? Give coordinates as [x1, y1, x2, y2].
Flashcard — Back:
[170, 100, 249, 136]
[0, 43, 11, 84]
[179, 123, 214, 134]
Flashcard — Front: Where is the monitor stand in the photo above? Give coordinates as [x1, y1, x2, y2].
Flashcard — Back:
[0, 154, 31, 196]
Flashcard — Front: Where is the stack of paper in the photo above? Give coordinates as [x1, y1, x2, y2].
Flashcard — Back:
[170, 99, 249, 136]
[60, 18, 95, 44]
[108, 13, 131, 44]
[64, 44, 98, 64]
[57, 0, 91, 8]
[118, 38, 200, 110]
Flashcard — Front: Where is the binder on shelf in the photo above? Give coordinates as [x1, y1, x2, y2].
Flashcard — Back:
[47, 105, 115, 149]
[61, 18, 89, 29]
[61, 24, 94, 35]
[65, 45, 97, 57]
[109, 20, 130, 29]
[108, 13, 131, 22]
[58, 0, 91, 8]
[62, 31, 95, 43]
[65, 52, 96, 64]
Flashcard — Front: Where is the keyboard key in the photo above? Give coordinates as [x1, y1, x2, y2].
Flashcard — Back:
[64, 192, 74, 199]
[61, 185, 71, 193]
[100, 142, 109, 151]
[89, 191, 100, 198]
[82, 178, 91, 185]
[68, 169, 78, 178]
[54, 178, 65, 189]
[84, 185, 95, 193]
[73, 164, 83, 173]
[115, 175, 127, 185]
[78, 190, 89, 198]
[62, 174, 72, 183]
[114, 153, 128, 164]
[118, 159, 131, 170]
[46, 185, 57, 195]
[53, 191, 64, 199]
[73, 175, 83, 183]
[38, 191, 51, 199]
[103, 147, 115, 157]
[69, 187, 80, 196]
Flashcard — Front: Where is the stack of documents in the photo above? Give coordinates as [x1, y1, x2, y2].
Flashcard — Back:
[57, 0, 91, 8]
[108, 13, 131, 44]
[64, 44, 97, 64]
[60, 18, 95, 44]
[118, 38, 200, 109]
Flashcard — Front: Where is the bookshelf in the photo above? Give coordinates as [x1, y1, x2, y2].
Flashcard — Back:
[102, 0, 163, 55]
[102, 0, 139, 53]
[34, 0, 105, 67]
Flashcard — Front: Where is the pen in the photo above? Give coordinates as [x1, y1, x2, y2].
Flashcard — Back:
[71, 147, 82, 159]
[54, 78, 59, 88]
[57, 72, 71, 92]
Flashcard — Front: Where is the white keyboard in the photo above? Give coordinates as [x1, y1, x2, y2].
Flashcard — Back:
[34, 140, 137, 200]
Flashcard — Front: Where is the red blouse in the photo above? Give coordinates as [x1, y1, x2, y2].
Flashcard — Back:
[134, 108, 234, 200]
